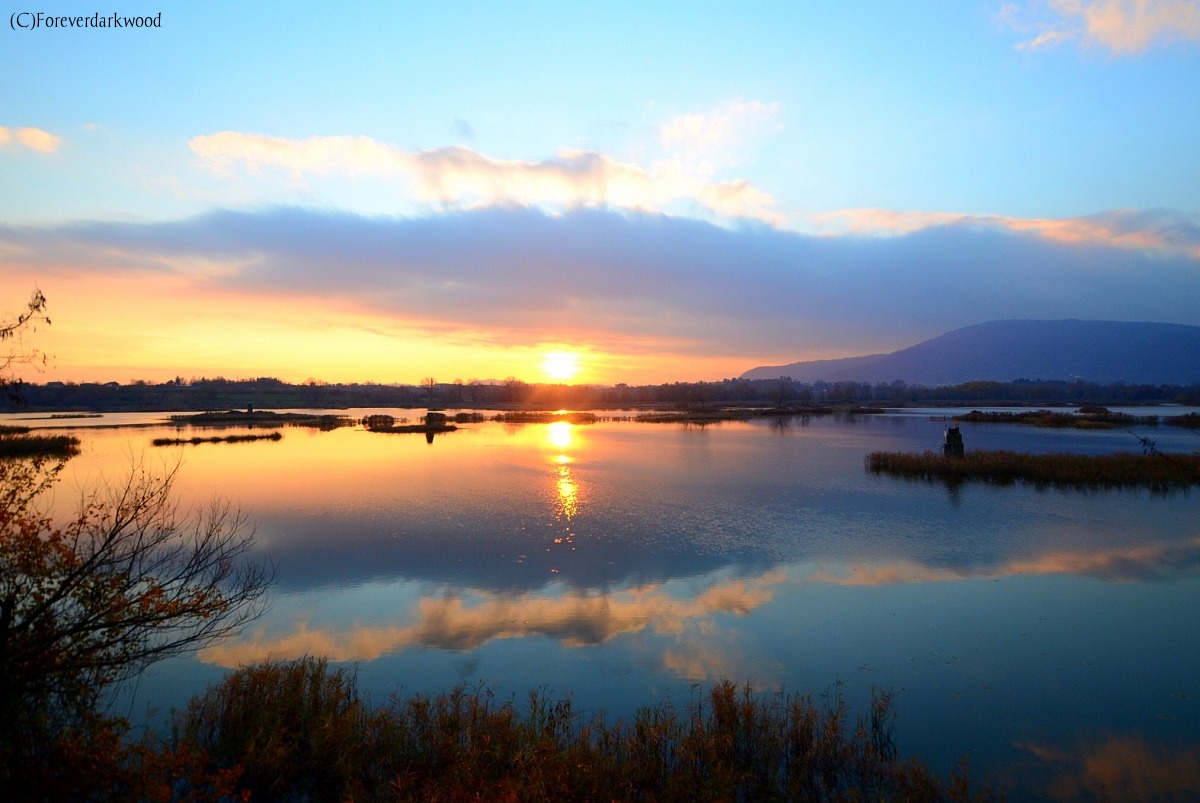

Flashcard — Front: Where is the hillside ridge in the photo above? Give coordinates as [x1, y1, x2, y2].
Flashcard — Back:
[741, 320, 1200, 385]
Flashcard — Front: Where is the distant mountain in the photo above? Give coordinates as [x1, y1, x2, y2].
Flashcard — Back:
[741, 320, 1200, 385]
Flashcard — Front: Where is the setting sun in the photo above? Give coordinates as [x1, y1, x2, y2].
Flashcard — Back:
[540, 351, 581, 382]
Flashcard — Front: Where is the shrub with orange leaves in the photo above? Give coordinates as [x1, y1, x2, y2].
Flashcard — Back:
[0, 454, 272, 796]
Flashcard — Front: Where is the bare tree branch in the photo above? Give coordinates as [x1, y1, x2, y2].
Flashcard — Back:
[0, 457, 274, 778]
[2, 289, 50, 403]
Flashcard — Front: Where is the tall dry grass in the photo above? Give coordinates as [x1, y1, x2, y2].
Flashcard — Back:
[175, 657, 999, 801]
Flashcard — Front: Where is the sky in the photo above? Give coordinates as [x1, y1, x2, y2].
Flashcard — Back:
[2, 0, 1199, 386]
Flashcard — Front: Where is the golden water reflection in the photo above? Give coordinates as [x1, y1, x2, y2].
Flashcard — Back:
[554, 458, 579, 521]
[546, 421, 582, 527]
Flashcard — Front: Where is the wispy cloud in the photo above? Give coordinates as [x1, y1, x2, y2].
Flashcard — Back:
[189, 104, 786, 226]
[1006, 0, 1200, 54]
[658, 100, 782, 169]
[0, 126, 62, 154]
[807, 207, 1200, 258]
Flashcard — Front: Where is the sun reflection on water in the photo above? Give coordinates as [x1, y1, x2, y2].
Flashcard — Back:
[556, 462, 579, 520]
[546, 420, 574, 451]
[542, 421, 583, 523]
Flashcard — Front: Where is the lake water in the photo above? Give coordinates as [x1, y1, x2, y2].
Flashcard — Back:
[11, 408, 1200, 799]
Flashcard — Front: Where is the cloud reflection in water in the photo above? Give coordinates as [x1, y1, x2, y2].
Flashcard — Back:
[200, 568, 786, 668]
[201, 534, 1200, 671]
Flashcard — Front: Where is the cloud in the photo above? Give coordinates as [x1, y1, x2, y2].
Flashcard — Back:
[189, 124, 785, 225]
[0, 126, 62, 154]
[189, 131, 401, 179]
[1009, 0, 1200, 54]
[1079, 0, 1200, 52]
[808, 207, 1200, 258]
[1019, 26, 1079, 49]
[2, 205, 1198, 364]
[658, 100, 782, 168]
[451, 118, 475, 141]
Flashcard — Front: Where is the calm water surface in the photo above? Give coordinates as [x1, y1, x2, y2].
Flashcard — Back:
[13, 408, 1200, 798]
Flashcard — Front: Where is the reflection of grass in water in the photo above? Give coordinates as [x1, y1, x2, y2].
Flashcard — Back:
[867, 449, 1200, 492]
[177, 657, 998, 801]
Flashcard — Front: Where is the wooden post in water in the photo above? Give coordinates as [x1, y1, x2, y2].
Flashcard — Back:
[943, 425, 964, 458]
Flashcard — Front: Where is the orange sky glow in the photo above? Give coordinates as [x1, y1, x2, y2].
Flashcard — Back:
[9, 273, 749, 387]
[3, 3, 1198, 388]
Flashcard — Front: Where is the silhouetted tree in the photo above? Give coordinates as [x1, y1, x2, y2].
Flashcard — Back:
[420, 376, 438, 404]
[0, 457, 273, 794]
[0, 293, 273, 793]
[2, 289, 49, 403]
[502, 376, 528, 404]
[768, 380, 792, 407]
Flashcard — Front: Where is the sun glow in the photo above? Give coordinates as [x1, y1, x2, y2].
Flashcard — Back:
[540, 350, 581, 382]
[546, 421, 575, 451]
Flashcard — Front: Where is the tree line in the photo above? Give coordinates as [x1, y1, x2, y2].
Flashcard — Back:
[5, 374, 1199, 412]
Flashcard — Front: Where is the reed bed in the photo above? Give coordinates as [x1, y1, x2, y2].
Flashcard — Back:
[168, 410, 354, 430]
[0, 433, 81, 458]
[361, 412, 484, 433]
[1165, 412, 1200, 429]
[365, 424, 460, 435]
[867, 449, 1200, 492]
[175, 657, 996, 801]
[285, 415, 355, 430]
[363, 418, 460, 435]
[493, 411, 599, 424]
[954, 409, 1155, 429]
[151, 432, 283, 447]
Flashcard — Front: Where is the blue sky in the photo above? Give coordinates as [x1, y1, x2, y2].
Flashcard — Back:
[2, 1, 1199, 383]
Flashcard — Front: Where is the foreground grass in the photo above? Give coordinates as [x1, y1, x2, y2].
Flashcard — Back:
[174, 657, 997, 801]
[867, 449, 1200, 491]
